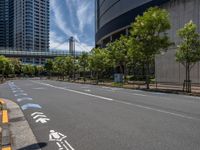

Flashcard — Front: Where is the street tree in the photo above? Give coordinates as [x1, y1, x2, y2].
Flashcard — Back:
[63, 56, 73, 80]
[53, 57, 65, 80]
[89, 48, 111, 84]
[79, 52, 89, 82]
[0, 56, 14, 79]
[176, 21, 200, 92]
[107, 35, 130, 82]
[44, 59, 54, 78]
[10, 58, 22, 76]
[130, 7, 171, 89]
[22, 65, 35, 77]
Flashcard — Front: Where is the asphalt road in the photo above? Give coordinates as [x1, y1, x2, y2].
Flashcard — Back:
[0, 79, 200, 150]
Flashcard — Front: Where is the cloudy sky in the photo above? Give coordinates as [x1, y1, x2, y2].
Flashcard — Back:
[50, 0, 95, 52]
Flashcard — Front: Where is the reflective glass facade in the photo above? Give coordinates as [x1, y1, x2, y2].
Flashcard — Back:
[14, 0, 49, 52]
[96, 0, 169, 47]
[0, 0, 49, 52]
[0, 0, 14, 49]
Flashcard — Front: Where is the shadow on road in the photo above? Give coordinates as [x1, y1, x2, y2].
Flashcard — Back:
[18, 142, 47, 150]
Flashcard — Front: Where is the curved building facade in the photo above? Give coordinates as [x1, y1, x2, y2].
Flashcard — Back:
[95, 0, 169, 47]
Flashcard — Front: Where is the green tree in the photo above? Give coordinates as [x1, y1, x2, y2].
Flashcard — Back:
[44, 59, 54, 78]
[89, 48, 111, 84]
[53, 57, 65, 80]
[22, 65, 35, 77]
[176, 21, 200, 92]
[53, 56, 73, 80]
[34, 65, 44, 77]
[79, 52, 89, 82]
[130, 7, 171, 89]
[107, 35, 130, 82]
[10, 58, 22, 76]
[63, 56, 73, 80]
[0, 56, 14, 79]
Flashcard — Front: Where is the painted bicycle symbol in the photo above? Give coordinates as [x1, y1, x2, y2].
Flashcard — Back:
[49, 130, 75, 150]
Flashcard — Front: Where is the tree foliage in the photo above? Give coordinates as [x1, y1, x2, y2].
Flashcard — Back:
[129, 7, 172, 89]
[79, 52, 89, 82]
[107, 35, 130, 80]
[176, 21, 200, 92]
[89, 48, 111, 83]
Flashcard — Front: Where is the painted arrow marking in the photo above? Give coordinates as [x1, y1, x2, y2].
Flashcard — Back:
[33, 114, 47, 119]
[31, 112, 44, 116]
[15, 93, 27, 97]
[21, 103, 42, 110]
[31, 112, 50, 124]
[13, 90, 24, 93]
[36, 118, 50, 123]
[17, 97, 33, 102]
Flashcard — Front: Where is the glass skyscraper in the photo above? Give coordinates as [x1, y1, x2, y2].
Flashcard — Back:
[0, 0, 49, 52]
[0, 0, 13, 49]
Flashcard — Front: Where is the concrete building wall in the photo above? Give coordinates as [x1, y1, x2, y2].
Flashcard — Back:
[155, 0, 200, 84]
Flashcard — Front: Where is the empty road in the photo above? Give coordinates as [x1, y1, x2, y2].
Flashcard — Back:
[0, 79, 200, 150]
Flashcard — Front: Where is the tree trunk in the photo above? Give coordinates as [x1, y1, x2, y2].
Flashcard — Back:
[96, 72, 99, 84]
[124, 63, 127, 83]
[187, 63, 191, 93]
[83, 67, 86, 83]
[146, 63, 150, 89]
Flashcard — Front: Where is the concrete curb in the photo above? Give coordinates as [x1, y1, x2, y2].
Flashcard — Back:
[4, 99, 41, 150]
[0, 99, 12, 150]
[50, 79, 200, 97]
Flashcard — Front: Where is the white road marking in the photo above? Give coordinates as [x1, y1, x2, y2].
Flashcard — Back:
[32, 81, 113, 101]
[33, 114, 47, 119]
[131, 93, 147, 97]
[31, 112, 44, 116]
[17, 97, 33, 102]
[14, 93, 28, 96]
[84, 89, 91, 92]
[184, 95, 200, 100]
[49, 130, 74, 150]
[33, 87, 45, 90]
[31, 112, 50, 124]
[21, 103, 42, 110]
[32, 81, 199, 121]
[35, 118, 50, 123]
[13, 90, 24, 93]
[114, 100, 198, 120]
[64, 140, 75, 150]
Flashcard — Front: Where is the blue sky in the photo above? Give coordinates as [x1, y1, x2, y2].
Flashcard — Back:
[50, 0, 95, 52]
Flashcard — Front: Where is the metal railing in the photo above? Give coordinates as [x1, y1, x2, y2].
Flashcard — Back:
[0, 49, 83, 57]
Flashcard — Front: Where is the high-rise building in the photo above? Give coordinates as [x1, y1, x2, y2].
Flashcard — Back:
[0, 0, 14, 49]
[14, 0, 49, 52]
[95, 0, 200, 84]
[0, 0, 49, 52]
[95, 0, 169, 47]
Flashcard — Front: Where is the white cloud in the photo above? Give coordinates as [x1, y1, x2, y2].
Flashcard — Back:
[50, 31, 93, 52]
[50, 0, 95, 52]
[77, 1, 94, 32]
[50, 0, 79, 41]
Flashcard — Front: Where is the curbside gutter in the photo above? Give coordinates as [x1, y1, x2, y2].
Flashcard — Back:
[0, 99, 12, 150]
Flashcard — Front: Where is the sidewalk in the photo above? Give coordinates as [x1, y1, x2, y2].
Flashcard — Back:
[0, 99, 11, 150]
[53, 78, 200, 96]
[0, 98, 41, 150]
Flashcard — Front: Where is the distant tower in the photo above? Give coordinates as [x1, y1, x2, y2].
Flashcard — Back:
[69, 37, 75, 56]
